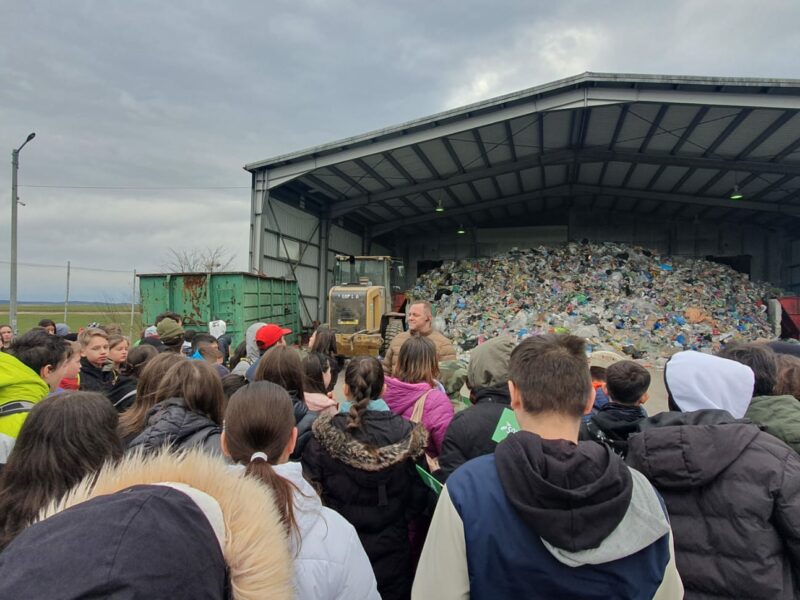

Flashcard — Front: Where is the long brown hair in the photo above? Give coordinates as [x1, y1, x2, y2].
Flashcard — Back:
[0, 392, 123, 550]
[344, 356, 384, 429]
[303, 352, 331, 395]
[310, 326, 337, 356]
[153, 360, 226, 425]
[255, 346, 305, 397]
[224, 381, 300, 538]
[395, 335, 439, 386]
[118, 352, 184, 440]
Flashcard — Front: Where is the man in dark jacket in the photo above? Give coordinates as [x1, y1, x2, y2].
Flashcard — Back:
[414, 334, 682, 599]
[436, 334, 515, 482]
[627, 350, 800, 600]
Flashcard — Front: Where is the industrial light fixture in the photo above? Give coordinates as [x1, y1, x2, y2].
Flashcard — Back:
[729, 184, 743, 200]
[456, 224, 466, 234]
[435, 199, 444, 213]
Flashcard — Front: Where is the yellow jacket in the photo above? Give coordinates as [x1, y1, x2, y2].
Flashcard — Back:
[0, 351, 50, 462]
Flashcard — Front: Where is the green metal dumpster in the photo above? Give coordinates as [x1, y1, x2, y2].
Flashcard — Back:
[138, 272, 300, 347]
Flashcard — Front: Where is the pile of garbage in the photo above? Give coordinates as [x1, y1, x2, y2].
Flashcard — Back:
[414, 242, 778, 363]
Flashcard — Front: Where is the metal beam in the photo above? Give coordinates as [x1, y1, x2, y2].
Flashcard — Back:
[736, 110, 794, 159]
[670, 106, 709, 155]
[329, 148, 574, 217]
[639, 104, 669, 153]
[329, 145, 800, 218]
[372, 185, 574, 236]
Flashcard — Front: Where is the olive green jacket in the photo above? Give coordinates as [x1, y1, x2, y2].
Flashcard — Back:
[746, 394, 800, 454]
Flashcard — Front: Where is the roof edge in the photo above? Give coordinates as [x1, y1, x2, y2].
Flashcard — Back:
[244, 71, 800, 173]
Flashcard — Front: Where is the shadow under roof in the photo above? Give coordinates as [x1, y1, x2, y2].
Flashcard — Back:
[246, 72, 800, 240]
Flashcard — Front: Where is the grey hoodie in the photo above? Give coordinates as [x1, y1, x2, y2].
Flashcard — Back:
[231, 322, 265, 377]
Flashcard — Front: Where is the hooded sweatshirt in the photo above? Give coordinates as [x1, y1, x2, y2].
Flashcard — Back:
[383, 376, 454, 456]
[664, 351, 754, 417]
[231, 322, 265, 377]
[0, 352, 50, 464]
[413, 431, 682, 599]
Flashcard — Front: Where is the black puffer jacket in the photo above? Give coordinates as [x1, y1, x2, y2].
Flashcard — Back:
[126, 397, 222, 457]
[302, 411, 428, 600]
[627, 410, 800, 599]
[436, 383, 511, 482]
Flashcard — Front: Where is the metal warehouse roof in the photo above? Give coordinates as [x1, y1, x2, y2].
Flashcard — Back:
[245, 72, 800, 240]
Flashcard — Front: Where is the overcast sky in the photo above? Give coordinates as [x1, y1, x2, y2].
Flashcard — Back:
[2, 0, 799, 301]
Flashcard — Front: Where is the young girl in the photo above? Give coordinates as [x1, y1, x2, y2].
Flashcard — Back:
[117, 352, 184, 444]
[223, 381, 378, 600]
[255, 346, 316, 458]
[0, 391, 123, 550]
[127, 360, 225, 456]
[303, 352, 338, 415]
[302, 356, 428, 600]
[107, 335, 130, 372]
[309, 327, 339, 392]
[383, 336, 454, 457]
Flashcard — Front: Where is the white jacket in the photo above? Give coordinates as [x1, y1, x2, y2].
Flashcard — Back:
[235, 461, 380, 600]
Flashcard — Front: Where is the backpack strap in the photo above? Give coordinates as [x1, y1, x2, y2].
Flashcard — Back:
[410, 390, 432, 424]
[0, 401, 36, 418]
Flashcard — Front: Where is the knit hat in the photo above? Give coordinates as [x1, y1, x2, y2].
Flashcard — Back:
[461, 334, 516, 398]
[255, 324, 292, 351]
[144, 326, 159, 339]
[156, 318, 184, 344]
[55, 323, 70, 337]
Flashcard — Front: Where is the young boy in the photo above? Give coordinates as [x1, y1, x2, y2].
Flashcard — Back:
[0, 330, 72, 464]
[78, 328, 114, 395]
[58, 341, 82, 391]
[581, 360, 650, 457]
[413, 335, 682, 599]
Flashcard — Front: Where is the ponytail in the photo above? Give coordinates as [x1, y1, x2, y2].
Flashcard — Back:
[224, 382, 302, 539]
[244, 453, 300, 539]
[344, 357, 384, 430]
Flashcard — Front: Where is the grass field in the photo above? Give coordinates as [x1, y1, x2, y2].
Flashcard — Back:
[0, 304, 143, 337]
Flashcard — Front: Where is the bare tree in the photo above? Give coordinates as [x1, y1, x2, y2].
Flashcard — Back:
[161, 246, 235, 273]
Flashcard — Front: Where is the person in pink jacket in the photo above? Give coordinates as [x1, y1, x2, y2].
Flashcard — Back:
[384, 336, 454, 456]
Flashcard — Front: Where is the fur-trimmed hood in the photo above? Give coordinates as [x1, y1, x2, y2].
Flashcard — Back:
[38, 449, 293, 600]
[311, 412, 428, 471]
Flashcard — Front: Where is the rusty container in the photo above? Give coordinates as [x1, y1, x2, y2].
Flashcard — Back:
[138, 272, 299, 347]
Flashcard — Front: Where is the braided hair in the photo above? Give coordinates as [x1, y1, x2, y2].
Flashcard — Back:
[344, 356, 384, 430]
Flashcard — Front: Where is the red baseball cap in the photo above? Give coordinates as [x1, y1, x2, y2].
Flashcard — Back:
[255, 324, 292, 350]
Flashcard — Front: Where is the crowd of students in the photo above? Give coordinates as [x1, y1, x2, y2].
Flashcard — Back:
[0, 302, 799, 599]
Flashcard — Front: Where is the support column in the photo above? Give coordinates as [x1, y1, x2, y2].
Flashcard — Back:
[249, 171, 268, 273]
[318, 217, 330, 323]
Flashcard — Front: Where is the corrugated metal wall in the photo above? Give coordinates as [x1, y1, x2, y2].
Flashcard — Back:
[258, 199, 322, 324]
[256, 199, 396, 325]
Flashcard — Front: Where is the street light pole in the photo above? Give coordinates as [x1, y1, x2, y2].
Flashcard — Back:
[9, 132, 35, 334]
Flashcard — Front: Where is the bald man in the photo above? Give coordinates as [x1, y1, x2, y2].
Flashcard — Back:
[383, 301, 457, 376]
